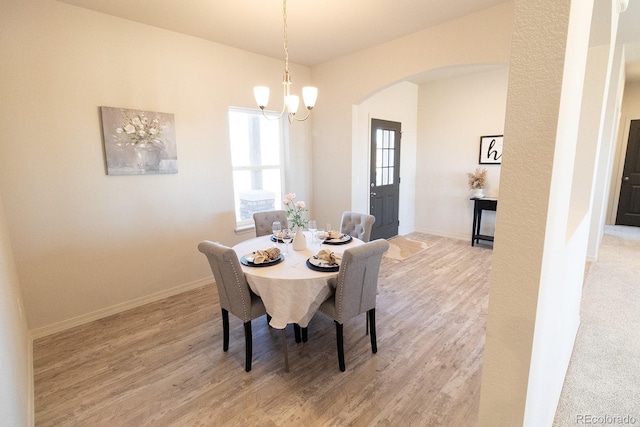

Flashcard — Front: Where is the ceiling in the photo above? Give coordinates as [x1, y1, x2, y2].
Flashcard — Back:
[56, 0, 511, 66]
[58, 0, 640, 77]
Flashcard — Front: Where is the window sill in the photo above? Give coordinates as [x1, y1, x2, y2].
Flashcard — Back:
[235, 224, 255, 235]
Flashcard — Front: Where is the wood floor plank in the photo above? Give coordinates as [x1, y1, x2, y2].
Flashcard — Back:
[34, 233, 492, 426]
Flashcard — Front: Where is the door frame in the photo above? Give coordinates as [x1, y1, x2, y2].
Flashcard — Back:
[368, 118, 401, 240]
[611, 118, 636, 224]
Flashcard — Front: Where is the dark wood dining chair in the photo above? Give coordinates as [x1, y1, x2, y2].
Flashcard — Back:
[197, 240, 267, 372]
[318, 239, 389, 371]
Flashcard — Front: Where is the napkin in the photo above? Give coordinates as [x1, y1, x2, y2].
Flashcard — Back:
[317, 249, 340, 265]
[326, 230, 343, 239]
[252, 247, 281, 264]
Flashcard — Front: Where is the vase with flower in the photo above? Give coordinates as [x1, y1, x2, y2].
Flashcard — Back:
[467, 167, 488, 198]
[283, 193, 308, 250]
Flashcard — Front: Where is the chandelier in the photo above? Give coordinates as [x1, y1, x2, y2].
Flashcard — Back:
[253, 0, 318, 122]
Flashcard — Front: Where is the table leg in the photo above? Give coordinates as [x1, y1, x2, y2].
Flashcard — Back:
[472, 202, 479, 247]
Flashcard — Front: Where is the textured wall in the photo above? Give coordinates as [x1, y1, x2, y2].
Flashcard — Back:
[478, 0, 595, 426]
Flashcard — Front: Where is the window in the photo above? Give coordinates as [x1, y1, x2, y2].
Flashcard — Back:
[375, 128, 395, 186]
[228, 107, 284, 228]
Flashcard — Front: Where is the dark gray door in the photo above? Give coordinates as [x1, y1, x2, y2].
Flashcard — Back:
[369, 119, 401, 240]
[616, 119, 640, 226]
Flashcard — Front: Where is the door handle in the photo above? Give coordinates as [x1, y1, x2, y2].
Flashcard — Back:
[370, 192, 377, 197]
[623, 176, 630, 182]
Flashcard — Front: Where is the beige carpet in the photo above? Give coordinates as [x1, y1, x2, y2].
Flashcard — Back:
[553, 225, 640, 425]
[385, 234, 437, 261]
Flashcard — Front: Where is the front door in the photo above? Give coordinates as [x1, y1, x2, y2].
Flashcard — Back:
[369, 119, 401, 240]
[616, 119, 640, 226]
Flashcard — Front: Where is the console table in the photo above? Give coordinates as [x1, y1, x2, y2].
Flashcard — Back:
[470, 197, 497, 247]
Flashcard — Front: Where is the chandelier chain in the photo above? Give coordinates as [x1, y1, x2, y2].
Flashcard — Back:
[283, 0, 289, 74]
[253, 0, 316, 122]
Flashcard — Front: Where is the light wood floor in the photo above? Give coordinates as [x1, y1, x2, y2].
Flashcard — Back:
[33, 233, 493, 426]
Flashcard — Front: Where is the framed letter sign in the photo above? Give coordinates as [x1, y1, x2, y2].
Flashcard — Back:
[479, 135, 503, 164]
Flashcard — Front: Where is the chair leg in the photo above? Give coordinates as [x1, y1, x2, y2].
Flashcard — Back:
[222, 309, 230, 352]
[293, 324, 309, 343]
[294, 324, 302, 343]
[365, 315, 369, 336]
[335, 321, 345, 372]
[368, 309, 377, 354]
[243, 321, 253, 372]
[282, 328, 290, 372]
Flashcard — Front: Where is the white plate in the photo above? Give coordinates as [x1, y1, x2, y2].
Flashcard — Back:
[308, 255, 341, 268]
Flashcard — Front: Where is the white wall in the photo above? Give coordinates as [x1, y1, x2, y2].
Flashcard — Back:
[0, 0, 313, 333]
[415, 67, 508, 240]
[576, 44, 611, 258]
[588, 41, 626, 259]
[0, 194, 32, 427]
[310, 2, 515, 230]
[352, 81, 418, 235]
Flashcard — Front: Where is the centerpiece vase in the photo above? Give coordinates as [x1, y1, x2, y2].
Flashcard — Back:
[292, 227, 307, 251]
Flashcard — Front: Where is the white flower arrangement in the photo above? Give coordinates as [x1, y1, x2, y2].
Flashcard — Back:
[283, 193, 308, 229]
[114, 111, 166, 150]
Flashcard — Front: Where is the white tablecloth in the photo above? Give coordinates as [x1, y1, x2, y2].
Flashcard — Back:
[232, 233, 363, 329]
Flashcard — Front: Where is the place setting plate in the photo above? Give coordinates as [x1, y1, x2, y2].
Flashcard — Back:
[321, 234, 352, 245]
[306, 256, 341, 272]
[241, 252, 285, 267]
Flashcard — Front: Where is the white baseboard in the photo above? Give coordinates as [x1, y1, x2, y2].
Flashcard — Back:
[30, 277, 212, 339]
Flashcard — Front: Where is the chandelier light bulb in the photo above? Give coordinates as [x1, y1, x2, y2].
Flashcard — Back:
[254, 86, 270, 109]
[285, 95, 300, 115]
[302, 87, 318, 109]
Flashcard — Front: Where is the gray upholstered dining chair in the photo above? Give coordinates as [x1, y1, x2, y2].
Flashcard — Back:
[318, 239, 390, 371]
[197, 240, 267, 372]
[340, 211, 376, 242]
[253, 210, 289, 237]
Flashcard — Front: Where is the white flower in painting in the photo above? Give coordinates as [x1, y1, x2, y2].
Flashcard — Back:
[114, 110, 166, 149]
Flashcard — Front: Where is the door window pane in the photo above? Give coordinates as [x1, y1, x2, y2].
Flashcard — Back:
[375, 128, 395, 186]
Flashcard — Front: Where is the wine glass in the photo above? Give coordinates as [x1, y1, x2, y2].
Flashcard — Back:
[281, 228, 293, 254]
[308, 220, 317, 243]
[272, 221, 281, 243]
[316, 229, 325, 248]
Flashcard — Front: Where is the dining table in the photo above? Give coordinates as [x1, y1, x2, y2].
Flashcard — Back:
[232, 232, 363, 331]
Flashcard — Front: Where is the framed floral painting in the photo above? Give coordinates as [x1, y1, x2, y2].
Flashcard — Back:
[100, 106, 178, 175]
